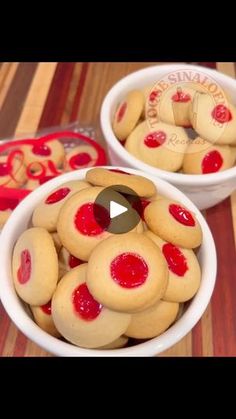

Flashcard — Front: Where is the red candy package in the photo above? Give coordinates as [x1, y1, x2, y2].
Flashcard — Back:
[0, 124, 107, 227]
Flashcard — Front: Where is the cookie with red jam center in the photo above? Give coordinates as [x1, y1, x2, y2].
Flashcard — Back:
[51, 264, 131, 348]
[190, 92, 236, 145]
[183, 137, 235, 174]
[145, 231, 201, 302]
[32, 180, 90, 232]
[125, 120, 189, 172]
[57, 186, 113, 261]
[144, 198, 202, 249]
[112, 90, 144, 141]
[86, 232, 168, 313]
[12, 227, 58, 305]
[154, 85, 196, 128]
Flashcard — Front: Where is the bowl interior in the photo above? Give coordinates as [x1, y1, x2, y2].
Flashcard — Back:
[0, 167, 217, 356]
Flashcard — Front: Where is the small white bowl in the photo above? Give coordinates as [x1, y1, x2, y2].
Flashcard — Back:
[0, 167, 217, 356]
[100, 64, 236, 210]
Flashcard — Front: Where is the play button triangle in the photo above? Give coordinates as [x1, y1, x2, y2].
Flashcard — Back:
[94, 185, 141, 234]
[110, 200, 128, 219]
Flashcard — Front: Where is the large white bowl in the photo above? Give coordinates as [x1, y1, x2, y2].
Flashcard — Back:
[0, 167, 217, 356]
[100, 64, 236, 210]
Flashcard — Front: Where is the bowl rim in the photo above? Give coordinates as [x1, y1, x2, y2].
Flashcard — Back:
[100, 63, 236, 186]
[0, 166, 217, 356]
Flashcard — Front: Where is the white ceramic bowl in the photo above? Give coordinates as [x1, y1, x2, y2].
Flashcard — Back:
[100, 64, 236, 210]
[0, 167, 217, 356]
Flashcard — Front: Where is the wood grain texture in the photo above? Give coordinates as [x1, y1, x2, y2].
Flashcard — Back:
[0, 61, 235, 357]
[231, 191, 236, 245]
[0, 63, 38, 138]
[0, 63, 19, 109]
[15, 63, 57, 135]
[38, 63, 75, 128]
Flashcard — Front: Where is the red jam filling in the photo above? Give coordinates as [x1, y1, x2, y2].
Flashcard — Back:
[172, 90, 191, 102]
[149, 90, 160, 102]
[69, 153, 92, 169]
[202, 150, 223, 174]
[132, 199, 150, 220]
[0, 162, 11, 176]
[41, 301, 52, 315]
[72, 283, 102, 320]
[17, 249, 31, 284]
[212, 104, 232, 123]
[117, 102, 127, 123]
[74, 202, 110, 236]
[110, 252, 148, 288]
[0, 198, 18, 211]
[32, 143, 52, 156]
[144, 131, 166, 148]
[162, 243, 188, 276]
[45, 187, 71, 204]
[169, 204, 195, 226]
[68, 254, 83, 268]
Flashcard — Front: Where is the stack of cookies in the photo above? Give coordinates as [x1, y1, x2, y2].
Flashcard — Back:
[12, 168, 203, 349]
[112, 83, 236, 174]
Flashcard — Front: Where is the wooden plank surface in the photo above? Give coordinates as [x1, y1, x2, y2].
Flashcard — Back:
[0, 62, 235, 357]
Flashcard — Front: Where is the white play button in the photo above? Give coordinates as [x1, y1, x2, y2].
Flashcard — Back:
[94, 185, 141, 234]
[110, 200, 128, 219]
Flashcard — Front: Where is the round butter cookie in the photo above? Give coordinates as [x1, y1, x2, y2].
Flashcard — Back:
[52, 264, 131, 348]
[190, 92, 236, 145]
[156, 85, 196, 127]
[57, 186, 112, 261]
[86, 232, 168, 313]
[125, 299, 179, 339]
[144, 198, 202, 249]
[183, 137, 235, 174]
[30, 301, 61, 338]
[98, 336, 129, 349]
[145, 231, 201, 302]
[85, 167, 156, 197]
[125, 121, 189, 172]
[32, 180, 90, 232]
[112, 90, 144, 141]
[12, 227, 58, 305]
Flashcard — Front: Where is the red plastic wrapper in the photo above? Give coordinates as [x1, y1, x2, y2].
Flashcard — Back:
[0, 123, 107, 223]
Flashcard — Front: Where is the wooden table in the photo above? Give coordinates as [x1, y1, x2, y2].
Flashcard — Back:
[0, 62, 235, 357]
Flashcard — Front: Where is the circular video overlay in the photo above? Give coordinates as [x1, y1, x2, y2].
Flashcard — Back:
[94, 185, 141, 234]
[145, 68, 230, 154]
